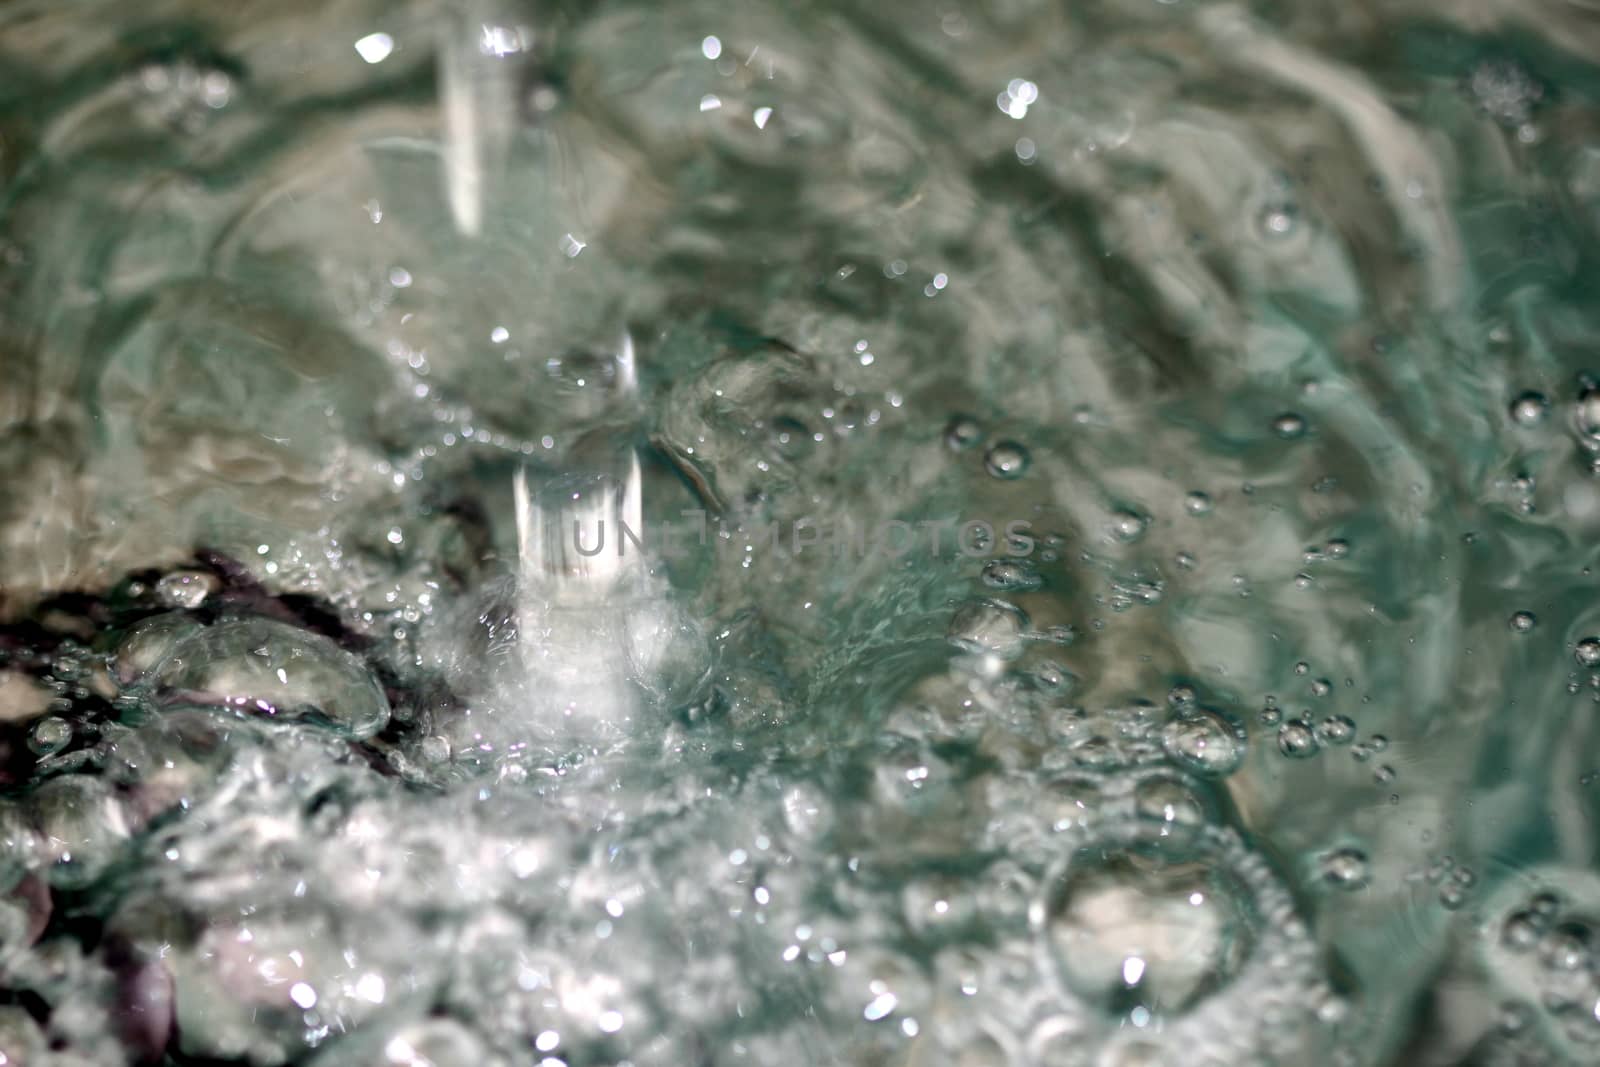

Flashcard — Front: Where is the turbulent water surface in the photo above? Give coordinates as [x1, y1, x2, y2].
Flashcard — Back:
[4, 0, 1600, 1064]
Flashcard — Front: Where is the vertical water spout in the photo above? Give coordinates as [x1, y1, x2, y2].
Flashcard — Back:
[438, 0, 533, 237]
[512, 330, 657, 751]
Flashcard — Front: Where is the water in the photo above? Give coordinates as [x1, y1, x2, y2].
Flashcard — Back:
[1, 0, 1600, 1063]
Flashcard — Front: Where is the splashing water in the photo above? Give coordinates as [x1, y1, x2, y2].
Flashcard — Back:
[3, 0, 1600, 1064]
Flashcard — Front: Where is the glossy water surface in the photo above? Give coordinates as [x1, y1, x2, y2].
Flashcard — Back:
[4, 1, 1600, 1064]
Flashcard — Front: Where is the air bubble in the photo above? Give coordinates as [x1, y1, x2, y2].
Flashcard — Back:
[1272, 413, 1307, 439]
[1319, 848, 1370, 891]
[1256, 203, 1300, 240]
[28, 774, 130, 889]
[134, 616, 391, 739]
[984, 441, 1030, 479]
[943, 415, 983, 450]
[981, 559, 1042, 591]
[1108, 510, 1148, 543]
[1509, 611, 1538, 633]
[26, 716, 71, 756]
[947, 599, 1029, 659]
[1509, 391, 1550, 426]
[1037, 834, 1253, 1014]
[1502, 907, 1549, 951]
[1160, 709, 1245, 777]
[1315, 715, 1356, 746]
[1277, 720, 1319, 758]
[156, 569, 218, 609]
[1133, 776, 1209, 827]
[1031, 818, 1320, 1056]
[1538, 923, 1591, 972]
[1576, 638, 1600, 667]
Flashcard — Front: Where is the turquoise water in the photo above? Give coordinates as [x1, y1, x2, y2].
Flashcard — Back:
[3, 1, 1600, 1064]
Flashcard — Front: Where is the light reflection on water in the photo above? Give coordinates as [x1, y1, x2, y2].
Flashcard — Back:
[2, 0, 1600, 1064]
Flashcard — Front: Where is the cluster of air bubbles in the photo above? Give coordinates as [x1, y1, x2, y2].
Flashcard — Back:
[1421, 855, 1479, 911]
[1468, 58, 1545, 129]
[1027, 816, 1331, 1060]
[1303, 539, 1351, 564]
[996, 77, 1040, 120]
[1493, 888, 1600, 1052]
[934, 593, 1335, 1059]
[1315, 714, 1357, 746]
[131, 58, 235, 133]
[939, 608, 1336, 1058]
[1257, 688, 1393, 782]
[941, 414, 1034, 481]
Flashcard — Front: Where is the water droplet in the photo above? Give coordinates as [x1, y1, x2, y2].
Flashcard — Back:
[984, 440, 1030, 479]
[1277, 719, 1320, 758]
[1509, 611, 1538, 633]
[1183, 491, 1212, 516]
